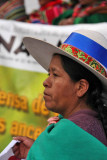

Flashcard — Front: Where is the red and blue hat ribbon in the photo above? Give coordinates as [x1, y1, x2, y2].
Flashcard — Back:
[64, 32, 107, 68]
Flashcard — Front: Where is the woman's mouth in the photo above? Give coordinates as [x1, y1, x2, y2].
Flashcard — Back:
[43, 92, 50, 99]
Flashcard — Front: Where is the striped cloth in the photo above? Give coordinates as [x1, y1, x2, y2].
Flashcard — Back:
[0, 0, 27, 21]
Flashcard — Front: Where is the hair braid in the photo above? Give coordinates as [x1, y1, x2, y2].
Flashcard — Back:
[98, 103, 107, 136]
[87, 84, 107, 136]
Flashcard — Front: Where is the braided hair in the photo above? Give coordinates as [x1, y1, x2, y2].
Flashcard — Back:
[59, 54, 107, 137]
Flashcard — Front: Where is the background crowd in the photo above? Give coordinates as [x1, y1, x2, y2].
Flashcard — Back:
[0, 0, 107, 25]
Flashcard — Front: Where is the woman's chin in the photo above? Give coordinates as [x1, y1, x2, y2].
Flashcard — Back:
[45, 103, 56, 112]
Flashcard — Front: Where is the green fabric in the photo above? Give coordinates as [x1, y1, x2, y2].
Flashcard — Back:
[52, 9, 73, 25]
[52, 10, 107, 25]
[27, 118, 107, 160]
[74, 13, 107, 24]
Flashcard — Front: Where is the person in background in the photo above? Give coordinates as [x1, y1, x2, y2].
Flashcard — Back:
[0, 0, 28, 21]
[52, 0, 107, 25]
[13, 29, 107, 160]
[28, 0, 71, 24]
[70, 0, 79, 6]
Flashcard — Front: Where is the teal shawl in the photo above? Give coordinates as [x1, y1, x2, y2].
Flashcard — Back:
[27, 118, 107, 160]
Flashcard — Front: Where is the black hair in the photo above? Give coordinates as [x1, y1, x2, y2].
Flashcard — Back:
[58, 54, 107, 137]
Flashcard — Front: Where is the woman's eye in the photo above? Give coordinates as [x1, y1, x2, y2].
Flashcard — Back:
[53, 73, 58, 77]
[47, 73, 58, 77]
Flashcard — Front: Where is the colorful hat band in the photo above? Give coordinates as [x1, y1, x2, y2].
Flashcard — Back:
[64, 32, 107, 68]
[60, 44, 106, 77]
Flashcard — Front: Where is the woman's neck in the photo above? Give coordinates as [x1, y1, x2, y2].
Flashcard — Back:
[62, 100, 92, 119]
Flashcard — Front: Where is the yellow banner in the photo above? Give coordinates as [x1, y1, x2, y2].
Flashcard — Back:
[0, 66, 58, 152]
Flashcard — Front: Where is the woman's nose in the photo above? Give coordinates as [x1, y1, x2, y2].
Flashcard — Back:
[43, 76, 51, 88]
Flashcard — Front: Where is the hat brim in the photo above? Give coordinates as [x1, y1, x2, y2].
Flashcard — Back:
[23, 37, 107, 94]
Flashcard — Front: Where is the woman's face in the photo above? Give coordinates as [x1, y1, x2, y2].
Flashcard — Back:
[39, 0, 52, 6]
[43, 55, 78, 118]
[79, 0, 97, 5]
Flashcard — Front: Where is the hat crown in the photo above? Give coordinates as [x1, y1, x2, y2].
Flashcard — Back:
[63, 30, 107, 69]
[75, 30, 107, 49]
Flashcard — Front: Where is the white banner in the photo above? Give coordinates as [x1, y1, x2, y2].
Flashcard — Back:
[0, 20, 107, 72]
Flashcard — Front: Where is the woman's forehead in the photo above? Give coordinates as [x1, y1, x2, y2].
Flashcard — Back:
[48, 55, 64, 71]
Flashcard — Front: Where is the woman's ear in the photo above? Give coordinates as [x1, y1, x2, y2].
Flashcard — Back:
[76, 79, 89, 97]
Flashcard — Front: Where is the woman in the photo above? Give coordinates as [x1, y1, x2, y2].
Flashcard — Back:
[28, 0, 71, 24]
[53, 0, 107, 25]
[13, 30, 107, 159]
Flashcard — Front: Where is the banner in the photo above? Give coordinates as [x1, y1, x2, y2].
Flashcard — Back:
[0, 20, 107, 152]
